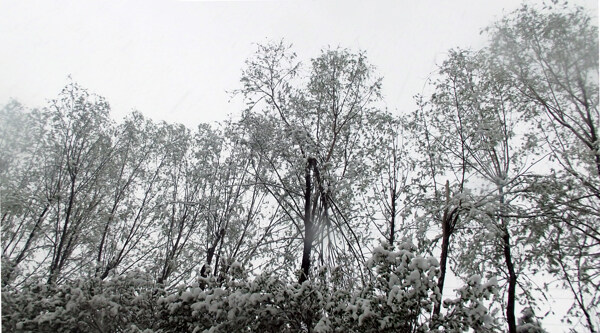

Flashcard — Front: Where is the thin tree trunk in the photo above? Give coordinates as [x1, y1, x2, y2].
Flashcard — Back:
[3, 204, 50, 286]
[434, 231, 450, 317]
[95, 215, 113, 277]
[499, 186, 517, 333]
[389, 186, 396, 247]
[299, 158, 316, 284]
[48, 177, 77, 285]
[199, 228, 225, 288]
[503, 229, 517, 333]
[434, 181, 457, 317]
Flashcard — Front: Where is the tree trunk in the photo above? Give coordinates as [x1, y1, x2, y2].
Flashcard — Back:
[3, 204, 50, 286]
[503, 229, 517, 333]
[199, 228, 225, 287]
[48, 177, 77, 285]
[434, 181, 456, 317]
[389, 185, 396, 247]
[299, 158, 316, 284]
[434, 231, 450, 317]
[499, 186, 517, 333]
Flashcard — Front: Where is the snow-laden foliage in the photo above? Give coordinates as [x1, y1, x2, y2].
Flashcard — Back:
[2, 243, 496, 332]
[1, 270, 159, 332]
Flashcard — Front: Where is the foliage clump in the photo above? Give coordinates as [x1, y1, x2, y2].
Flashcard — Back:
[2, 244, 496, 332]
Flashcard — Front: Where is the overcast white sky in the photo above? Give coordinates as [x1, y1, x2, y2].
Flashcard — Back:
[0, 0, 598, 331]
[1, 0, 596, 126]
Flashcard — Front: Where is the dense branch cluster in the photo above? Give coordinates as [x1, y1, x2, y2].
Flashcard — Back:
[1, 3, 598, 332]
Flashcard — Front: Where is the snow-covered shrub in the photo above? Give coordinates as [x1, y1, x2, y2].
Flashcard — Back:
[316, 241, 440, 332]
[436, 274, 499, 332]
[1, 271, 160, 332]
[157, 271, 327, 332]
[2, 244, 498, 332]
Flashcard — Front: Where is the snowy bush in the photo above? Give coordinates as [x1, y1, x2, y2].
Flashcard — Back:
[2, 271, 160, 332]
[2, 243, 497, 332]
[436, 275, 499, 332]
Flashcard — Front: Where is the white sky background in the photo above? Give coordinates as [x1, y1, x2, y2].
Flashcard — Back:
[1, 0, 596, 125]
[1, 0, 598, 331]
